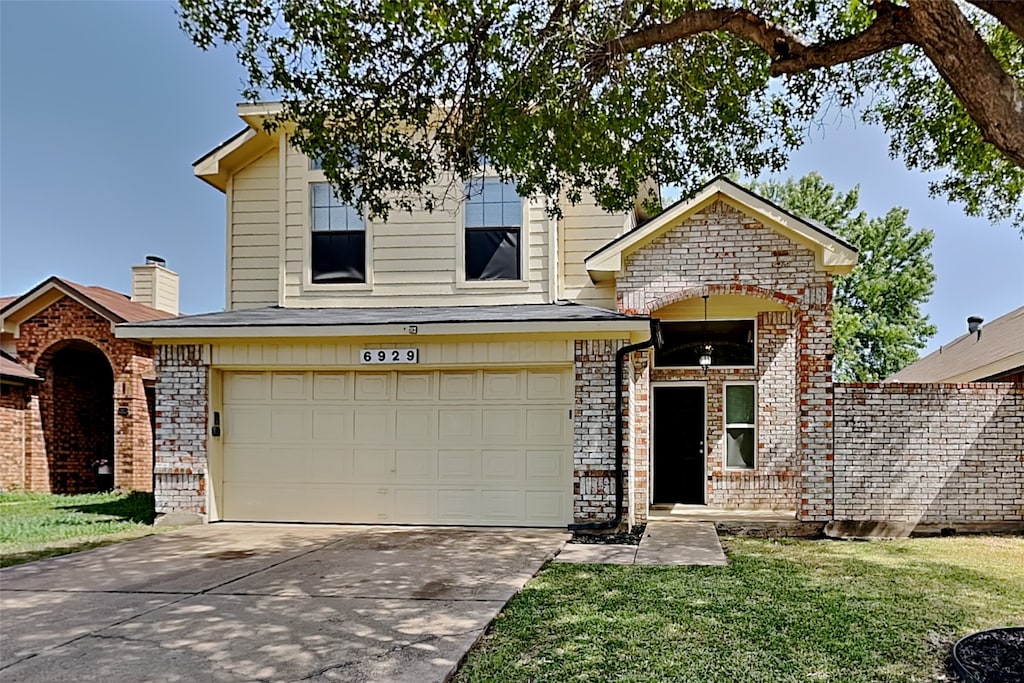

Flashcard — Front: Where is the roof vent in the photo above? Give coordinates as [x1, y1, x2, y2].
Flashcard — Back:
[145, 255, 166, 268]
[967, 315, 983, 340]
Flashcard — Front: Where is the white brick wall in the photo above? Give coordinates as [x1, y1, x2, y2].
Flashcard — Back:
[834, 383, 1024, 523]
[154, 344, 209, 515]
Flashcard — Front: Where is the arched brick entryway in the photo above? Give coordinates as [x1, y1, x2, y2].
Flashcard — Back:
[35, 340, 114, 493]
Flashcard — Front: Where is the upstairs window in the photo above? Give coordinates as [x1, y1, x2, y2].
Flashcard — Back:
[464, 178, 522, 281]
[310, 182, 365, 284]
[655, 320, 756, 367]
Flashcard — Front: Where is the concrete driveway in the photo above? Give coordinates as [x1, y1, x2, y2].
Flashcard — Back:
[0, 524, 567, 682]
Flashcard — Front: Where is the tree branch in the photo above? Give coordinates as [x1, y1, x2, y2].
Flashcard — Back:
[969, 0, 1024, 41]
[594, 0, 1024, 169]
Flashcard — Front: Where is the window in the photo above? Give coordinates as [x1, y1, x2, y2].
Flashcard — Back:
[655, 320, 755, 367]
[725, 384, 756, 469]
[464, 178, 521, 280]
[310, 182, 365, 284]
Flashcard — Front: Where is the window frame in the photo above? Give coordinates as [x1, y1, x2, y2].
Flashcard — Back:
[457, 175, 530, 289]
[723, 381, 757, 471]
[653, 318, 757, 369]
[303, 173, 373, 292]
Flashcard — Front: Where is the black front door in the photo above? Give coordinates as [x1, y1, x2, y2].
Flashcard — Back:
[652, 386, 705, 504]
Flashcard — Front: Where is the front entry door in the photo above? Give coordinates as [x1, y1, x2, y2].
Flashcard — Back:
[652, 386, 705, 504]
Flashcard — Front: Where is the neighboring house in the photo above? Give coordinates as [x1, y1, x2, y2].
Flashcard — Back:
[887, 306, 1024, 384]
[0, 260, 179, 493]
[118, 102, 860, 528]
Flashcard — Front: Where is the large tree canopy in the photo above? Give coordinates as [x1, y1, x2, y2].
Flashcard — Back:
[753, 172, 937, 381]
[179, 0, 1023, 227]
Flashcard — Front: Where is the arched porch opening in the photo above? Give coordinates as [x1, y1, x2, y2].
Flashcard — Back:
[37, 340, 115, 493]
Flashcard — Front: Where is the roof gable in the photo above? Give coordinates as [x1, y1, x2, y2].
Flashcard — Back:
[194, 103, 284, 192]
[1, 277, 173, 335]
[887, 306, 1024, 383]
[585, 176, 859, 281]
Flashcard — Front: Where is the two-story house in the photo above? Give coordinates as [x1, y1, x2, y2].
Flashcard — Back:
[119, 103, 858, 528]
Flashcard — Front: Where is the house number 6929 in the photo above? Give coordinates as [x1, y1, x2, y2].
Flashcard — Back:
[360, 349, 419, 364]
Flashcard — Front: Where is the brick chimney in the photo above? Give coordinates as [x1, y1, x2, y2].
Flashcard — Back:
[131, 255, 179, 315]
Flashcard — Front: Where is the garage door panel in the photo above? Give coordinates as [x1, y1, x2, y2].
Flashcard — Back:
[525, 491, 569, 524]
[225, 372, 267, 402]
[439, 372, 476, 400]
[483, 371, 521, 400]
[309, 446, 354, 482]
[224, 406, 271, 442]
[353, 408, 393, 441]
[354, 372, 391, 400]
[437, 489, 479, 522]
[271, 372, 308, 400]
[221, 368, 573, 526]
[396, 410, 434, 441]
[353, 449, 395, 481]
[313, 373, 349, 400]
[397, 372, 433, 400]
[312, 408, 351, 441]
[526, 408, 567, 439]
[482, 409, 521, 440]
[481, 490, 525, 522]
[270, 408, 311, 442]
[481, 450, 523, 481]
[438, 409, 477, 439]
[395, 449, 435, 480]
[438, 449, 479, 479]
[526, 449, 566, 480]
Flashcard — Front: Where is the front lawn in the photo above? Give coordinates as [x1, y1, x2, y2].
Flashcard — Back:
[455, 536, 1024, 682]
[0, 491, 163, 567]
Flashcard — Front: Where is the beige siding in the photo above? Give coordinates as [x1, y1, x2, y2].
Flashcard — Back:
[211, 336, 574, 368]
[228, 149, 280, 309]
[282, 144, 552, 307]
[559, 197, 628, 309]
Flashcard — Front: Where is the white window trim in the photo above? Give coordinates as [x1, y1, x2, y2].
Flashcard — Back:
[456, 175, 530, 290]
[302, 173, 373, 293]
[653, 317, 757, 370]
[723, 381, 757, 471]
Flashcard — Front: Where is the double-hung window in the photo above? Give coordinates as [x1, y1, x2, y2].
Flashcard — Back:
[725, 383, 756, 469]
[464, 178, 522, 281]
[310, 182, 365, 284]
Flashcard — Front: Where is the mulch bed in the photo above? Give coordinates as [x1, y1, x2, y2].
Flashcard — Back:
[952, 627, 1024, 683]
[569, 523, 646, 546]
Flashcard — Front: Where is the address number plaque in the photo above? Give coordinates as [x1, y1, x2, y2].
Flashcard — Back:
[360, 348, 420, 364]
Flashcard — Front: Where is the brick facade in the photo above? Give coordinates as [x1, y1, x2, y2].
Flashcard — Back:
[616, 200, 832, 518]
[4, 297, 155, 493]
[834, 383, 1024, 524]
[0, 384, 31, 489]
[154, 344, 209, 517]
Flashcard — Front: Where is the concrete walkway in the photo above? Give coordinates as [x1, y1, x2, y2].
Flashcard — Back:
[553, 520, 727, 566]
[0, 524, 567, 683]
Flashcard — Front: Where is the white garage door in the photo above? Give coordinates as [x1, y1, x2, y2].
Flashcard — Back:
[220, 368, 573, 526]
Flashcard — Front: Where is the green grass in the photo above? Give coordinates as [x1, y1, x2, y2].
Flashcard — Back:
[0, 491, 164, 567]
[455, 536, 1024, 682]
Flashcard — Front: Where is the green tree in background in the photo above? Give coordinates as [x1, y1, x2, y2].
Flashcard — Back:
[753, 173, 937, 381]
[178, 0, 1023, 228]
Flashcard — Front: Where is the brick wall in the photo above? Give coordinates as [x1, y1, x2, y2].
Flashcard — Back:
[154, 344, 209, 517]
[834, 383, 1024, 524]
[0, 384, 30, 489]
[618, 200, 831, 516]
[11, 296, 155, 493]
[574, 339, 629, 524]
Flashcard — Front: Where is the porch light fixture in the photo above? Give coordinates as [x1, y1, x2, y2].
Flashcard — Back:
[699, 294, 713, 372]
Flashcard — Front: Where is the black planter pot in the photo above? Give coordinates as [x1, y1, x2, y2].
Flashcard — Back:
[951, 626, 1024, 683]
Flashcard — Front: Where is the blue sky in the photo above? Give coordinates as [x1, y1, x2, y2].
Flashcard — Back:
[2, 1, 1021, 353]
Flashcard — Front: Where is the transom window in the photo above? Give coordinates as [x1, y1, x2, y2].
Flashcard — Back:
[310, 182, 365, 284]
[725, 383, 756, 469]
[464, 178, 522, 281]
[655, 320, 755, 367]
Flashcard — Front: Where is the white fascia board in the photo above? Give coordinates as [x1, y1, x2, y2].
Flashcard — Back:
[116, 318, 651, 341]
